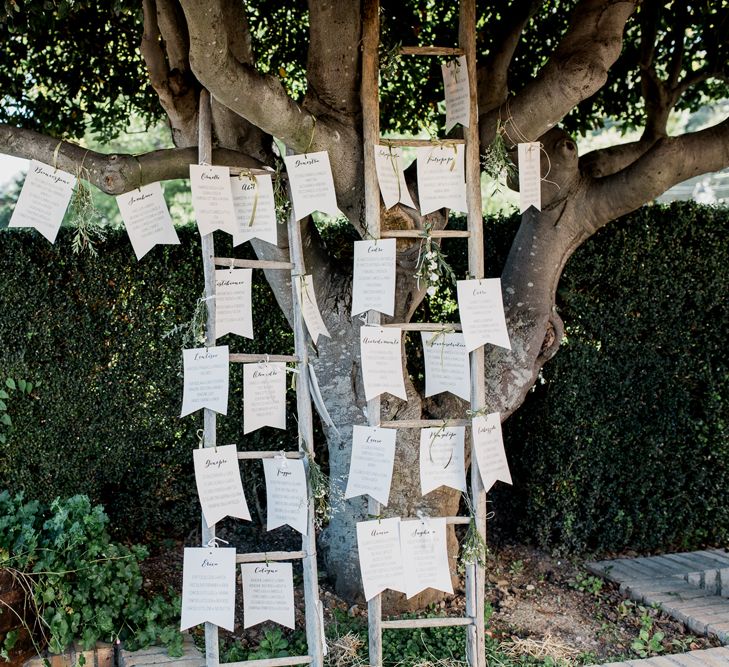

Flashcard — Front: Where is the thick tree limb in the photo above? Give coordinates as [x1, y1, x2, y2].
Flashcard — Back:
[579, 139, 655, 178]
[0, 124, 262, 195]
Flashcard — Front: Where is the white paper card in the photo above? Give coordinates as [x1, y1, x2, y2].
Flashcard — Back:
[241, 562, 295, 629]
[262, 457, 308, 535]
[400, 518, 453, 598]
[421, 332, 470, 401]
[442, 56, 470, 132]
[243, 362, 287, 434]
[360, 327, 407, 401]
[351, 239, 396, 316]
[420, 426, 467, 495]
[473, 413, 512, 492]
[284, 151, 339, 220]
[356, 518, 406, 601]
[456, 278, 511, 352]
[180, 547, 236, 631]
[345, 425, 397, 506]
[231, 174, 278, 246]
[9, 160, 76, 243]
[518, 142, 541, 212]
[193, 444, 251, 527]
[298, 275, 330, 345]
[415, 145, 467, 216]
[373, 145, 416, 210]
[181, 346, 229, 417]
[190, 164, 237, 236]
[215, 268, 253, 339]
[116, 182, 180, 260]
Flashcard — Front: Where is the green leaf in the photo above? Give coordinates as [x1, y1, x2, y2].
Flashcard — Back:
[1, 414, 11, 426]
[17, 379, 26, 392]
[0, 400, 6, 411]
[0, 390, 8, 399]
[5, 378, 15, 390]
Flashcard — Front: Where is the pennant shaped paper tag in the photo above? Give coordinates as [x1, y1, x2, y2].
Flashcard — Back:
[283, 151, 339, 220]
[116, 182, 180, 260]
[262, 457, 308, 535]
[215, 268, 253, 339]
[472, 413, 512, 492]
[193, 444, 251, 527]
[180, 346, 229, 417]
[421, 332, 471, 401]
[456, 278, 511, 352]
[442, 55, 470, 132]
[518, 142, 541, 212]
[400, 517, 453, 599]
[356, 517, 405, 601]
[190, 164, 237, 236]
[298, 275, 330, 345]
[180, 546, 236, 631]
[373, 145, 416, 210]
[415, 145, 467, 216]
[241, 562, 295, 629]
[345, 425, 397, 506]
[420, 426, 467, 495]
[243, 361, 287, 434]
[351, 239, 396, 316]
[9, 160, 76, 243]
[360, 326, 407, 401]
[231, 173, 278, 246]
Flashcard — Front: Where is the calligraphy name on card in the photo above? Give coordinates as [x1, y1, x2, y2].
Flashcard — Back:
[456, 278, 511, 352]
[421, 331, 471, 401]
[180, 346, 230, 417]
[241, 562, 295, 629]
[419, 426, 467, 495]
[283, 151, 339, 221]
[180, 547, 237, 631]
[116, 182, 180, 261]
[298, 275, 330, 345]
[345, 425, 397, 506]
[189, 164, 237, 236]
[243, 361, 287, 434]
[415, 145, 467, 216]
[472, 413, 512, 492]
[230, 173, 278, 246]
[517, 142, 542, 212]
[215, 268, 253, 339]
[351, 239, 397, 316]
[359, 326, 407, 401]
[193, 444, 251, 527]
[355, 517, 405, 601]
[400, 518, 453, 599]
[262, 457, 309, 535]
[442, 55, 470, 132]
[9, 160, 77, 243]
[373, 145, 416, 210]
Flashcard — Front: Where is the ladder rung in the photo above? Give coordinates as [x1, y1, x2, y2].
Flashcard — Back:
[214, 257, 293, 270]
[378, 418, 469, 428]
[237, 451, 304, 460]
[237, 550, 307, 563]
[380, 230, 470, 239]
[380, 322, 462, 332]
[379, 138, 466, 147]
[382, 617, 474, 629]
[230, 354, 299, 363]
[228, 166, 276, 177]
[224, 657, 313, 667]
[398, 46, 465, 57]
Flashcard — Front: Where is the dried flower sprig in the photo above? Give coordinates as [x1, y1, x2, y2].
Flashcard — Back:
[481, 120, 516, 185]
[69, 175, 106, 256]
[414, 222, 457, 297]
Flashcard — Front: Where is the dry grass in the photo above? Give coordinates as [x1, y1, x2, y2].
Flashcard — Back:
[501, 634, 583, 664]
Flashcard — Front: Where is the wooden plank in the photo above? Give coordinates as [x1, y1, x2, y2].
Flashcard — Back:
[230, 353, 299, 364]
[380, 322, 462, 332]
[382, 617, 473, 629]
[380, 229, 470, 239]
[237, 451, 304, 460]
[379, 418, 470, 428]
[399, 46, 465, 56]
[224, 657, 312, 667]
[214, 257, 294, 270]
[236, 551, 306, 563]
[379, 138, 466, 147]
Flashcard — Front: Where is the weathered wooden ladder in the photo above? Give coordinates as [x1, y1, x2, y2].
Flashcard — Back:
[361, 1, 487, 666]
[197, 91, 325, 667]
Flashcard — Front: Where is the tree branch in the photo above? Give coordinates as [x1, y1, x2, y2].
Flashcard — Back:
[480, 0, 637, 145]
[0, 124, 262, 195]
[579, 139, 655, 178]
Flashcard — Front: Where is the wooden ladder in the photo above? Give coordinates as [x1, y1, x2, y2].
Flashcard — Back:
[196, 91, 325, 667]
[361, 1, 487, 667]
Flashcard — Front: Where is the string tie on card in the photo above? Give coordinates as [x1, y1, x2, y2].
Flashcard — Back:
[196, 429, 205, 449]
[466, 406, 490, 419]
[275, 451, 289, 470]
[304, 116, 317, 158]
[52, 141, 63, 172]
[205, 536, 229, 549]
[240, 169, 258, 227]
